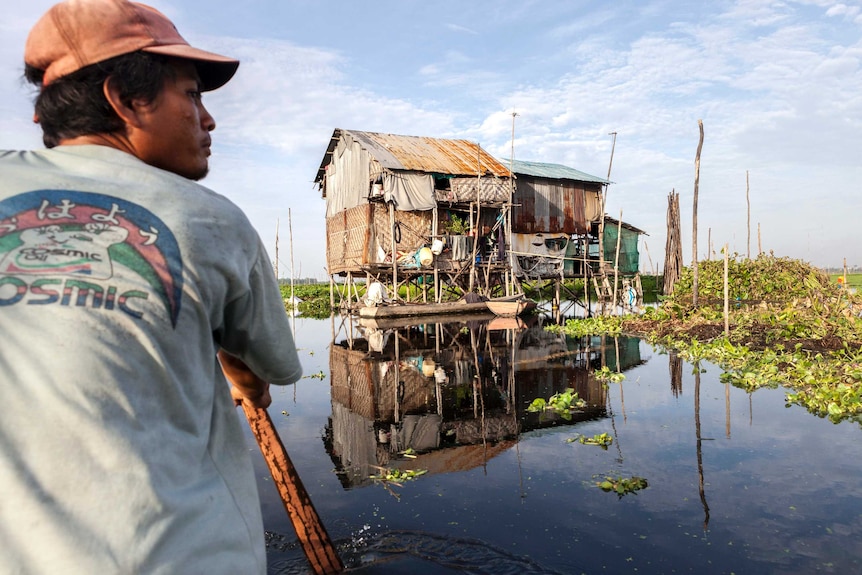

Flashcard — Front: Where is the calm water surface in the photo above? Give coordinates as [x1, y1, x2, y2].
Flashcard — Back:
[251, 314, 862, 574]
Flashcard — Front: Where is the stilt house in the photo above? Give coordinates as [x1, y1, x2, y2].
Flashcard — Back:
[506, 159, 608, 281]
[315, 129, 514, 306]
[506, 159, 647, 314]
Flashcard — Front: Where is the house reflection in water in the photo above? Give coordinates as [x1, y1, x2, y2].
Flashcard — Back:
[325, 315, 644, 488]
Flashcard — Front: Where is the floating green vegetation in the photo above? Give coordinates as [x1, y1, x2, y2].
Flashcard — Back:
[304, 370, 326, 380]
[400, 448, 418, 459]
[597, 475, 649, 497]
[568, 432, 614, 449]
[547, 314, 623, 337]
[369, 466, 428, 500]
[279, 283, 332, 319]
[551, 255, 862, 424]
[527, 388, 586, 420]
[370, 467, 428, 484]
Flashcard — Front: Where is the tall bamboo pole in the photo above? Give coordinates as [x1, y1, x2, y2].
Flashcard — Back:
[275, 217, 279, 280]
[746, 170, 751, 260]
[612, 211, 623, 315]
[598, 132, 617, 280]
[508, 112, 520, 296]
[723, 243, 729, 337]
[289, 210, 295, 334]
[692, 120, 704, 307]
[389, 202, 397, 301]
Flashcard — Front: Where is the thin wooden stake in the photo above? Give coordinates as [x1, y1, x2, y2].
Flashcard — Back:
[723, 243, 729, 337]
[643, 241, 655, 277]
[613, 211, 623, 314]
[746, 170, 751, 260]
[844, 257, 848, 289]
[289, 209, 295, 334]
[758, 222, 762, 255]
[707, 227, 712, 261]
[692, 120, 705, 307]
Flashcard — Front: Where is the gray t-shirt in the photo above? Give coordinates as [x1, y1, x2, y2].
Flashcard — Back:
[0, 145, 302, 574]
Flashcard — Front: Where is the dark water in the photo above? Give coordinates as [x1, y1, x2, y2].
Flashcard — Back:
[250, 314, 862, 574]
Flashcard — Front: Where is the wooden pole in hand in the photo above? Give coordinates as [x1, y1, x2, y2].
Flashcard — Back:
[242, 404, 344, 574]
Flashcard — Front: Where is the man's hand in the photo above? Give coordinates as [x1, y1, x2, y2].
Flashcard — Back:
[218, 350, 272, 409]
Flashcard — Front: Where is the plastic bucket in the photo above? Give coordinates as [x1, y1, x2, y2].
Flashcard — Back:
[419, 247, 433, 266]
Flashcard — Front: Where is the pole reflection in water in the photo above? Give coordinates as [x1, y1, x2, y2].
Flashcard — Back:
[324, 314, 644, 490]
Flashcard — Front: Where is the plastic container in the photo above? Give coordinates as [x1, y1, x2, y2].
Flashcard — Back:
[418, 247, 433, 266]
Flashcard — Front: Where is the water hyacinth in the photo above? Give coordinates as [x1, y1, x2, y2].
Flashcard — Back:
[551, 255, 862, 424]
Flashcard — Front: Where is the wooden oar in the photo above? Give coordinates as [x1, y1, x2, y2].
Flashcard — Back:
[242, 403, 344, 574]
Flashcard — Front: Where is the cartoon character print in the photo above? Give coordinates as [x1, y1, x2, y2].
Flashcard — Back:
[0, 223, 129, 279]
[0, 190, 183, 327]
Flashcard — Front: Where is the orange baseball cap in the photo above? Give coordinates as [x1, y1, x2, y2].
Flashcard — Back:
[25, 0, 239, 91]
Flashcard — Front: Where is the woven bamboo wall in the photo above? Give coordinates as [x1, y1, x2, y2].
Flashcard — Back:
[330, 346, 438, 422]
[326, 204, 372, 274]
[371, 203, 433, 255]
[439, 177, 510, 204]
[326, 203, 435, 275]
[330, 346, 375, 420]
[374, 363, 437, 422]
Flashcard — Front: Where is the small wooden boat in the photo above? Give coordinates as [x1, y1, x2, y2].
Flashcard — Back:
[485, 295, 537, 318]
[358, 299, 489, 319]
[359, 311, 495, 330]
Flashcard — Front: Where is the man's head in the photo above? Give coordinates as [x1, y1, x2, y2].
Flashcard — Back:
[23, 0, 239, 180]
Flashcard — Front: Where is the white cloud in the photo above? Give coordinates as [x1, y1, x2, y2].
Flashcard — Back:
[3, 0, 861, 274]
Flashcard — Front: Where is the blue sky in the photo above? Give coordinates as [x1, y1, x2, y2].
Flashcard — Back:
[2, 0, 860, 279]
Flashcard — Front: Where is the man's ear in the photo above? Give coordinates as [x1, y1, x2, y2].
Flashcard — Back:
[102, 77, 146, 129]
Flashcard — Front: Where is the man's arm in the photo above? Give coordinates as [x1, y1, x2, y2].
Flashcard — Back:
[217, 349, 272, 409]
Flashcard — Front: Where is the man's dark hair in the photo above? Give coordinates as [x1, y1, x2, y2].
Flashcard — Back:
[25, 51, 176, 148]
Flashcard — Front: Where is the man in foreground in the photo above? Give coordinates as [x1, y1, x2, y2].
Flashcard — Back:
[0, 0, 301, 572]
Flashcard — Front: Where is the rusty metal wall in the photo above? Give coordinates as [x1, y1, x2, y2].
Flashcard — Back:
[513, 177, 603, 235]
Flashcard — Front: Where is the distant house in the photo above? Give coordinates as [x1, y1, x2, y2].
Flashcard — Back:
[505, 159, 604, 280]
[597, 215, 646, 276]
[504, 159, 646, 281]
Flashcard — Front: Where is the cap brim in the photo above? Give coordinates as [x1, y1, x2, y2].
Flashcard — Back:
[143, 44, 239, 91]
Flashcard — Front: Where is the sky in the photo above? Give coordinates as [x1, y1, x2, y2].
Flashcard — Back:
[2, 0, 860, 279]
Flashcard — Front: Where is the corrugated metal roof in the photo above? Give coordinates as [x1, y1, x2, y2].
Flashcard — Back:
[506, 159, 608, 184]
[604, 215, 647, 235]
[315, 129, 512, 185]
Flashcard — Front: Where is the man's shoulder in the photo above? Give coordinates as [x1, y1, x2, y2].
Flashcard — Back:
[0, 145, 250, 227]
[2, 145, 223, 196]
